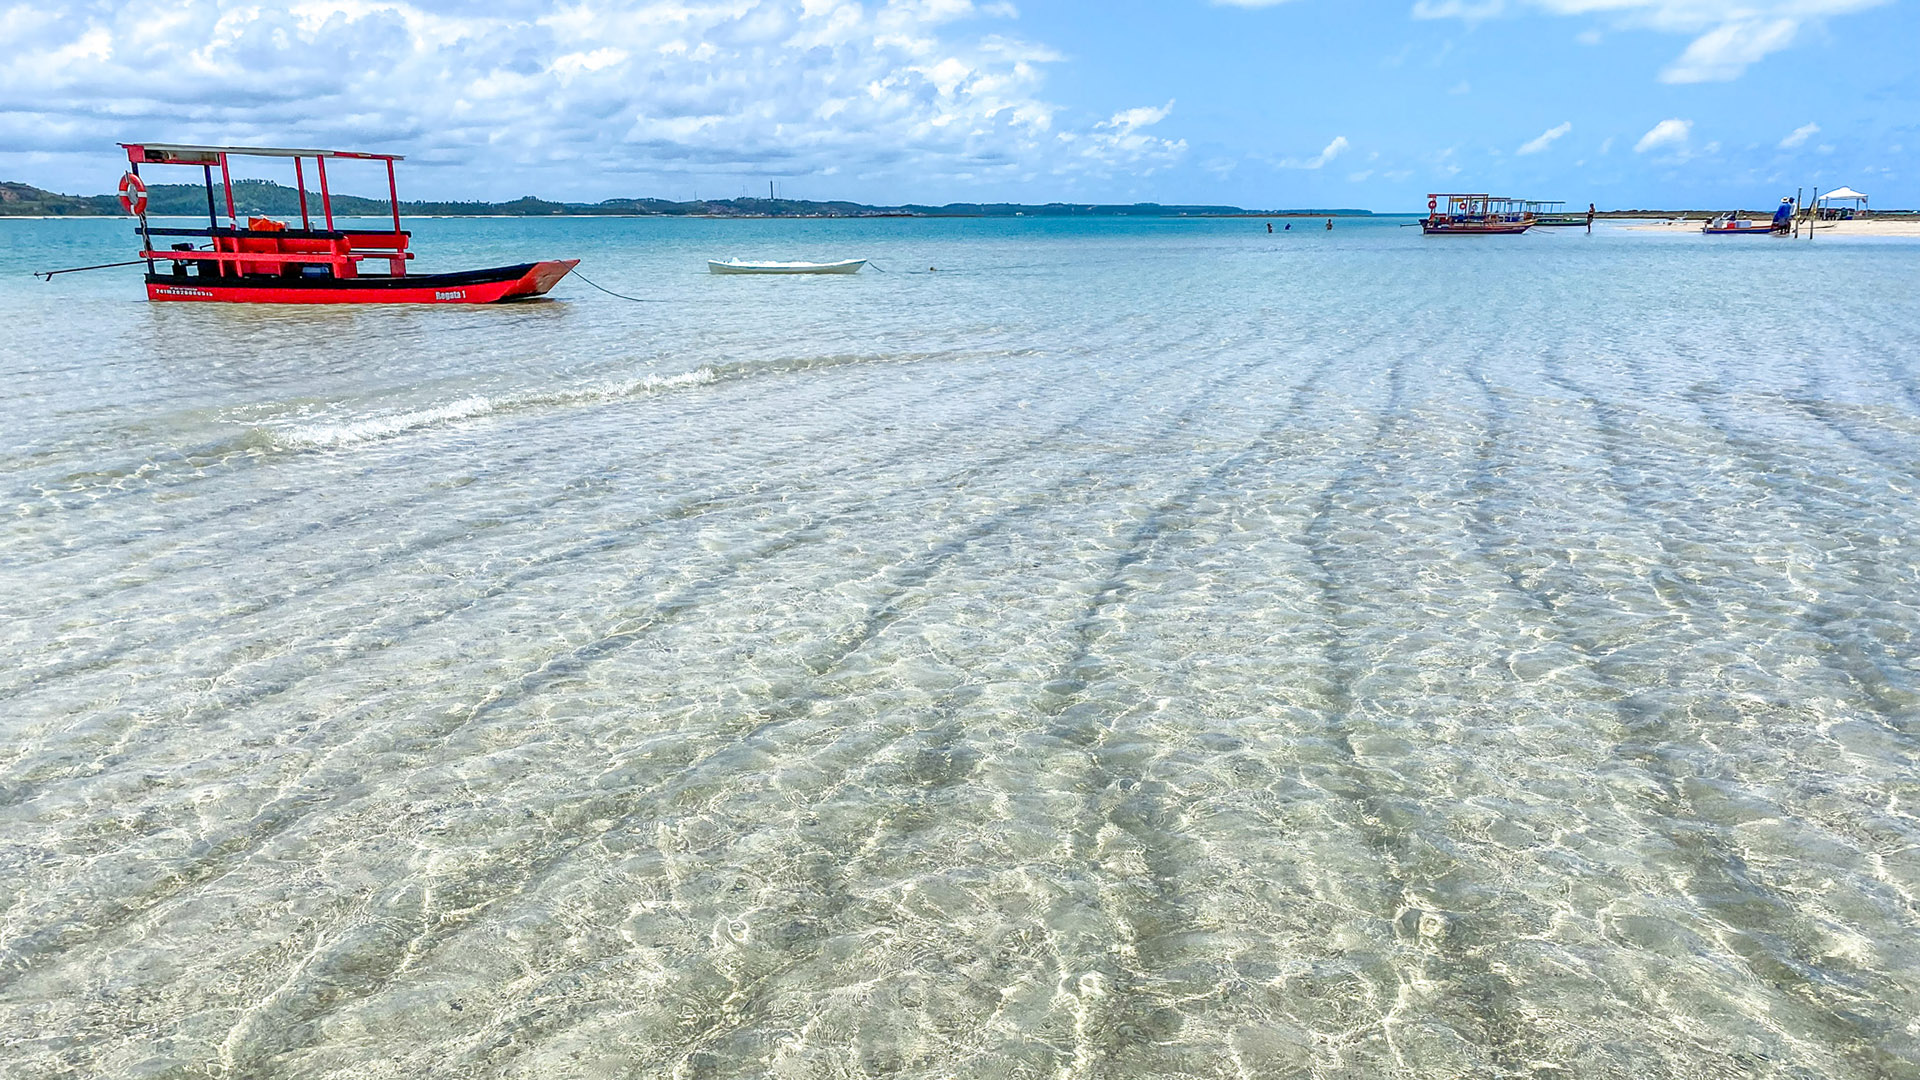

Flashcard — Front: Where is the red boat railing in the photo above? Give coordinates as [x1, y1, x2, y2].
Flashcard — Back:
[119, 143, 412, 280]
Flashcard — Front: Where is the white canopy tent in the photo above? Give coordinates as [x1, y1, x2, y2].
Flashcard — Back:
[1816, 186, 1870, 210]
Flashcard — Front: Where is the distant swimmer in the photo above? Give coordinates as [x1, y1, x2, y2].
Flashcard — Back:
[1285, 222, 1291, 230]
[1325, 218, 1333, 230]
[1267, 222, 1273, 233]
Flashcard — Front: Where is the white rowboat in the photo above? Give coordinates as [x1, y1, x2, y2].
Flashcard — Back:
[708, 258, 866, 275]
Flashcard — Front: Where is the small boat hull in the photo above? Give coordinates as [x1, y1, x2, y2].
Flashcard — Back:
[1422, 221, 1533, 235]
[708, 259, 865, 275]
[1702, 225, 1785, 237]
[144, 259, 579, 304]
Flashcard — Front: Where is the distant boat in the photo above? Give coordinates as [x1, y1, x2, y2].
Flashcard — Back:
[1702, 214, 1785, 236]
[1422, 193, 1534, 235]
[1523, 200, 1589, 227]
[708, 258, 866, 275]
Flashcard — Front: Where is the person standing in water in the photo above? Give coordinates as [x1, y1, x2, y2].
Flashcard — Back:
[1325, 218, 1333, 231]
[1267, 222, 1273, 233]
[1587, 202, 1596, 234]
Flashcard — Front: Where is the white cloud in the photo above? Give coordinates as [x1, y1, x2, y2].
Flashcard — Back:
[1635, 118, 1692, 154]
[1518, 121, 1572, 155]
[1412, 0, 1889, 82]
[1278, 135, 1350, 170]
[0, 0, 1186, 198]
[1411, 0, 1504, 17]
[1779, 122, 1820, 149]
[1660, 16, 1798, 82]
[1073, 99, 1187, 171]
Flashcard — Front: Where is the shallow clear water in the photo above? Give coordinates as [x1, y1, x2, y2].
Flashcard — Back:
[2, 215, 1918, 1079]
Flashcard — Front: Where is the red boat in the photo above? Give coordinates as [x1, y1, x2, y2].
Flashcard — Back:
[1422, 193, 1534, 235]
[118, 143, 577, 303]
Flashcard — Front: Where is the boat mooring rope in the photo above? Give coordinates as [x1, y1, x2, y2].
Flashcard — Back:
[569, 269, 668, 303]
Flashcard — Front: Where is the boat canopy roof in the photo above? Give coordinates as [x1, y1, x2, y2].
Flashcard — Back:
[122, 143, 403, 165]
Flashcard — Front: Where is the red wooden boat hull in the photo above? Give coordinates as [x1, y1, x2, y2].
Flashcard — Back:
[145, 259, 578, 304]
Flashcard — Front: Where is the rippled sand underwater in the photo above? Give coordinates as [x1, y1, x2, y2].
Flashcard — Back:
[3, 218, 1919, 1079]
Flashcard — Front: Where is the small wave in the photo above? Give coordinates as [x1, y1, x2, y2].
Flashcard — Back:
[22, 351, 945, 503]
[270, 369, 718, 450]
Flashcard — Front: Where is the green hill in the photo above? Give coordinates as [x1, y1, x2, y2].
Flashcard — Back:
[0, 182, 121, 215]
[2, 178, 1372, 219]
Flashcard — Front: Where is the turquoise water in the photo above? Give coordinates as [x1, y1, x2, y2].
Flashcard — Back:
[2, 215, 1918, 1079]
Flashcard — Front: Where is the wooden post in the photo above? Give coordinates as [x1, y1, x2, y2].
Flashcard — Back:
[318, 156, 334, 230]
[386, 159, 401, 236]
[386, 159, 405, 277]
[132, 161, 153, 274]
[220, 153, 236, 227]
[295, 157, 310, 230]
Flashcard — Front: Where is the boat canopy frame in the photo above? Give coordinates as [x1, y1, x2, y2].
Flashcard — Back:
[1428, 193, 1533, 223]
[119, 142, 412, 280]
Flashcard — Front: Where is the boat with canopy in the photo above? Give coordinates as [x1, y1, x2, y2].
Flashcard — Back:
[1522, 200, 1589, 227]
[1422, 194, 1534, 235]
[116, 143, 577, 303]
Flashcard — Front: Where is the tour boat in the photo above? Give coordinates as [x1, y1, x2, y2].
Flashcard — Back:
[1523, 200, 1590, 228]
[708, 258, 866, 275]
[1422, 194, 1534, 235]
[117, 143, 577, 303]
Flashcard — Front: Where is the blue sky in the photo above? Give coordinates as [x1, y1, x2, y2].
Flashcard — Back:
[1, 0, 1911, 210]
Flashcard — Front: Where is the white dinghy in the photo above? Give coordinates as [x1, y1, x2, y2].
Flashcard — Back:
[708, 258, 866, 275]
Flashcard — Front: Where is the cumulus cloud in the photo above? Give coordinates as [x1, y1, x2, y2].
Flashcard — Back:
[1518, 121, 1572, 155]
[1635, 118, 1692, 154]
[1278, 136, 1349, 170]
[0, 0, 1186, 198]
[1779, 122, 1821, 149]
[1659, 16, 1800, 82]
[1067, 99, 1187, 172]
[1412, 0, 1888, 83]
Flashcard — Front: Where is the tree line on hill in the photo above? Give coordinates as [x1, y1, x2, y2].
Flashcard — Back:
[1, 179, 1371, 219]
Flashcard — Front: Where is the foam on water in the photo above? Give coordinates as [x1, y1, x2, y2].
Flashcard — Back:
[272, 370, 719, 449]
[1, 215, 1918, 1080]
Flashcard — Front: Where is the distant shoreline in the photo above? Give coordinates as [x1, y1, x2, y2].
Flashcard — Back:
[1, 179, 1382, 221]
[6, 206, 1910, 224]
[1, 210, 1390, 222]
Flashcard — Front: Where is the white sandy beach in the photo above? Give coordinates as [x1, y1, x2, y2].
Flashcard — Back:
[1624, 217, 1920, 236]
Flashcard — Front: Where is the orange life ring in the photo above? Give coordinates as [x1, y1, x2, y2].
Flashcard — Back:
[118, 172, 148, 216]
